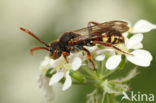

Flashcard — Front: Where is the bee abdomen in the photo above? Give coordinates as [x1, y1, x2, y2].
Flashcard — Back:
[102, 34, 125, 44]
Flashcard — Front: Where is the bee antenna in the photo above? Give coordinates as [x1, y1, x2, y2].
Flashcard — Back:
[20, 27, 49, 47]
[30, 47, 49, 55]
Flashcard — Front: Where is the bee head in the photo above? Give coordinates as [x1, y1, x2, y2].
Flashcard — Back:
[49, 41, 62, 59]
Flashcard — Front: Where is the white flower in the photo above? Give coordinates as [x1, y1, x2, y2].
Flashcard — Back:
[37, 73, 54, 101]
[106, 55, 122, 70]
[126, 49, 152, 67]
[37, 57, 55, 101]
[85, 45, 97, 52]
[37, 52, 82, 99]
[95, 49, 115, 61]
[133, 20, 156, 33]
[48, 53, 82, 91]
[104, 20, 155, 70]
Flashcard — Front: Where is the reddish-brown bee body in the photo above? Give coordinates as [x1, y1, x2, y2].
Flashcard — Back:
[20, 20, 132, 70]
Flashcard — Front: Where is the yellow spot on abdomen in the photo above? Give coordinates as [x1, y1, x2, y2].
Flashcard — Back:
[102, 37, 108, 42]
[111, 36, 115, 43]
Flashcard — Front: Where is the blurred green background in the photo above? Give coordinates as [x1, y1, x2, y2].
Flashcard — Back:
[0, 0, 156, 103]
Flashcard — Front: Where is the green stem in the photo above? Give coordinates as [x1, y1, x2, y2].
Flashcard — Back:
[84, 60, 118, 103]
[99, 61, 105, 76]
[102, 68, 118, 79]
[101, 92, 106, 103]
[95, 89, 116, 103]
[96, 89, 104, 103]
[83, 66, 98, 80]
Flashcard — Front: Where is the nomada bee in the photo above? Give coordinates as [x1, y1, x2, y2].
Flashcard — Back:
[20, 20, 133, 70]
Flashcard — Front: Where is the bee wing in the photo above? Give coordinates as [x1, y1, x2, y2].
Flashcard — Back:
[71, 20, 129, 35]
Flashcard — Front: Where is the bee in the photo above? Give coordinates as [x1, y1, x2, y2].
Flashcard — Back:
[20, 20, 133, 70]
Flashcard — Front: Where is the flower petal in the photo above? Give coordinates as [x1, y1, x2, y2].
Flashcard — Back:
[131, 43, 143, 49]
[106, 55, 122, 70]
[126, 34, 143, 49]
[126, 49, 153, 67]
[62, 72, 72, 91]
[43, 83, 54, 101]
[85, 46, 97, 52]
[95, 55, 105, 61]
[40, 57, 55, 70]
[133, 20, 156, 33]
[72, 57, 82, 70]
[96, 49, 115, 55]
[37, 73, 54, 101]
[49, 72, 64, 85]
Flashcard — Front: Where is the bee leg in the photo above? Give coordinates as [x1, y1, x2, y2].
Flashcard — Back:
[92, 41, 134, 56]
[112, 46, 134, 56]
[63, 51, 70, 63]
[82, 47, 96, 70]
[87, 21, 100, 33]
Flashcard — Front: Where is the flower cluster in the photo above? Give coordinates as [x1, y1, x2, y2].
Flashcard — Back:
[37, 20, 156, 102]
